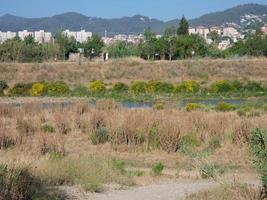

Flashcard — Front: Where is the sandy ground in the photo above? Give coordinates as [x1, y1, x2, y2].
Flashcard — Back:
[57, 175, 261, 200]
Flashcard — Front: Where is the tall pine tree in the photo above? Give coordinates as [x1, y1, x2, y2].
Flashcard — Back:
[177, 15, 189, 35]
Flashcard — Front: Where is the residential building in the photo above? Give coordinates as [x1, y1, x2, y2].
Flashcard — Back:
[195, 26, 210, 39]
[222, 27, 241, 41]
[18, 30, 33, 40]
[34, 30, 52, 43]
[261, 26, 267, 35]
[63, 30, 77, 40]
[0, 31, 16, 43]
[76, 30, 92, 43]
[218, 39, 231, 50]
[210, 26, 222, 35]
[188, 27, 196, 35]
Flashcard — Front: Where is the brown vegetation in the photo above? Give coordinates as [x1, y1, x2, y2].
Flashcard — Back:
[1, 58, 267, 86]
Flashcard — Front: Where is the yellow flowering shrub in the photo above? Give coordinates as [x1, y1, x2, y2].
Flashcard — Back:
[31, 83, 46, 96]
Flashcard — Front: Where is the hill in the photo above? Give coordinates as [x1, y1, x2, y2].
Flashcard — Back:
[0, 3, 266, 35]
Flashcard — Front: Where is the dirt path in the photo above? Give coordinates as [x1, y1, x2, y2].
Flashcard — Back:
[59, 177, 260, 200]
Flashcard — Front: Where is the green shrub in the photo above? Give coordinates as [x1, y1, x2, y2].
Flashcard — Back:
[47, 81, 69, 96]
[8, 83, 33, 96]
[111, 82, 129, 93]
[150, 162, 164, 176]
[111, 159, 126, 174]
[186, 103, 203, 112]
[210, 80, 233, 93]
[31, 82, 47, 96]
[89, 80, 106, 95]
[179, 134, 200, 155]
[46, 151, 65, 161]
[41, 124, 55, 133]
[208, 136, 221, 151]
[243, 81, 265, 92]
[146, 81, 174, 94]
[71, 85, 89, 96]
[129, 80, 147, 94]
[237, 107, 261, 117]
[126, 170, 144, 177]
[174, 80, 200, 93]
[148, 127, 160, 150]
[264, 104, 267, 112]
[0, 80, 8, 95]
[0, 165, 41, 200]
[153, 103, 164, 110]
[215, 102, 235, 112]
[200, 163, 226, 179]
[249, 128, 267, 196]
[90, 127, 109, 145]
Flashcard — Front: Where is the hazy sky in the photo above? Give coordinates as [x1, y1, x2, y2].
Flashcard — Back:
[1, 0, 266, 21]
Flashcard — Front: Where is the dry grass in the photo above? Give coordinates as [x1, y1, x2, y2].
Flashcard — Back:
[1, 58, 267, 86]
[185, 182, 261, 200]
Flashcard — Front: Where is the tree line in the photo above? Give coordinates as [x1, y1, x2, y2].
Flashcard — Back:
[0, 17, 266, 62]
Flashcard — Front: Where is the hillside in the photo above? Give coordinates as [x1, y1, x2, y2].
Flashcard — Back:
[0, 3, 266, 35]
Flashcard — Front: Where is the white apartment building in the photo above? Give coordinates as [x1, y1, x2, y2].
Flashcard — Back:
[34, 30, 52, 43]
[261, 26, 267, 35]
[64, 30, 77, 40]
[114, 34, 127, 41]
[223, 27, 243, 43]
[188, 27, 196, 35]
[0, 31, 16, 43]
[18, 30, 33, 40]
[210, 26, 222, 35]
[195, 26, 210, 39]
[218, 39, 231, 50]
[76, 30, 92, 43]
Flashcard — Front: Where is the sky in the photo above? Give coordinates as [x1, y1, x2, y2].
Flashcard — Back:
[0, 0, 266, 21]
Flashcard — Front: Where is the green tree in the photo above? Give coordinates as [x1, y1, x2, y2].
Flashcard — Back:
[163, 26, 177, 60]
[107, 41, 139, 58]
[55, 32, 78, 59]
[82, 34, 104, 59]
[177, 16, 189, 35]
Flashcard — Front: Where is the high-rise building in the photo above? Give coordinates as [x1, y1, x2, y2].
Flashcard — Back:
[18, 30, 34, 40]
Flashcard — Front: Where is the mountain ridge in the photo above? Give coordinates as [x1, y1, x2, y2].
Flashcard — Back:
[0, 3, 266, 35]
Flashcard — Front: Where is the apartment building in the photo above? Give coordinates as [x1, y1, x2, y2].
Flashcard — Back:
[76, 30, 92, 43]
[18, 30, 34, 40]
[0, 31, 16, 43]
[261, 26, 267, 35]
[34, 30, 52, 43]
[195, 26, 210, 39]
[210, 26, 222, 35]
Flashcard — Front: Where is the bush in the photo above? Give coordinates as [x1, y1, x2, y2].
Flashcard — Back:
[71, 85, 89, 96]
[208, 136, 221, 151]
[112, 159, 126, 174]
[174, 80, 200, 93]
[8, 83, 33, 96]
[47, 81, 69, 96]
[150, 162, 164, 176]
[129, 80, 147, 94]
[0, 80, 8, 95]
[243, 81, 265, 92]
[111, 82, 129, 93]
[41, 124, 55, 133]
[199, 163, 226, 179]
[31, 82, 47, 96]
[186, 103, 203, 112]
[89, 80, 106, 95]
[210, 80, 233, 93]
[146, 81, 174, 94]
[153, 103, 164, 110]
[215, 102, 235, 112]
[0, 165, 41, 200]
[249, 128, 267, 198]
[179, 134, 200, 155]
[90, 127, 109, 145]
